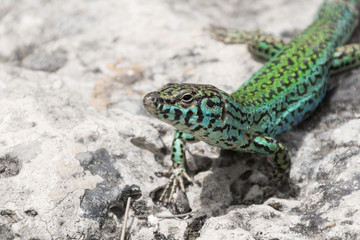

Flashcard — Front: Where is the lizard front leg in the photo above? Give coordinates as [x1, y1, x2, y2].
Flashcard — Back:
[159, 130, 199, 202]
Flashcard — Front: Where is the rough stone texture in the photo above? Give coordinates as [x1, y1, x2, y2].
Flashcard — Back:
[1, 0, 359, 239]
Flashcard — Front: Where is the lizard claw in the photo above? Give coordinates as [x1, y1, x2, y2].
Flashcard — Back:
[159, 167, 192, 202]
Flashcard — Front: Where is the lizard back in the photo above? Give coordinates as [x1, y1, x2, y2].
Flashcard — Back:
[231, 0, 359, 137]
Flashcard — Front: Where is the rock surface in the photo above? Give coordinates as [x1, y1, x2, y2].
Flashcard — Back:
[1, 0, 360, 239]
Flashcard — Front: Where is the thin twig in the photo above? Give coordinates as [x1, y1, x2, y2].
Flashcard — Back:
[120, 196, 132, 240]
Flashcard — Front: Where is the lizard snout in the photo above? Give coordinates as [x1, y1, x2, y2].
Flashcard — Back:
[143, 91, 160, 112]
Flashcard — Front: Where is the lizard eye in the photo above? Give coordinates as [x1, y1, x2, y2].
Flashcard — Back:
[181, 94, 193, 103]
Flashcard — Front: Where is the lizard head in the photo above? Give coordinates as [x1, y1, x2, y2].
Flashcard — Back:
[143, 83, 237, 139]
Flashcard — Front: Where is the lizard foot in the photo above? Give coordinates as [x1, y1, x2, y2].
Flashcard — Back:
[208, 25, 261, 44]
[158, 167, 192, 202]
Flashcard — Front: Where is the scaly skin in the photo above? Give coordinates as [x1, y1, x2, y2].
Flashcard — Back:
[143, 0, 360, 202]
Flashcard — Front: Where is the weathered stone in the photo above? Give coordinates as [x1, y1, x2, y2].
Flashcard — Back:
[1, 0, 359, 239]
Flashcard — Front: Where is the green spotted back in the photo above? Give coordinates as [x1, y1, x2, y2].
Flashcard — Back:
[232, 0, 359, 137]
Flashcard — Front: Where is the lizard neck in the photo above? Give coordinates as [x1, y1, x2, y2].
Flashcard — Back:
[179, 92, 252, 148]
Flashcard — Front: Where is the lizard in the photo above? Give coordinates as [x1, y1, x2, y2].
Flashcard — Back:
[143, 0, 360, 202]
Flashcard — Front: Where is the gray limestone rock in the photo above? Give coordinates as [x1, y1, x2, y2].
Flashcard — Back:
[1, 0, 359, 239]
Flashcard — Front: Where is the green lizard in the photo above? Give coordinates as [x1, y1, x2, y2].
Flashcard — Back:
[143, 0, 360, 202]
